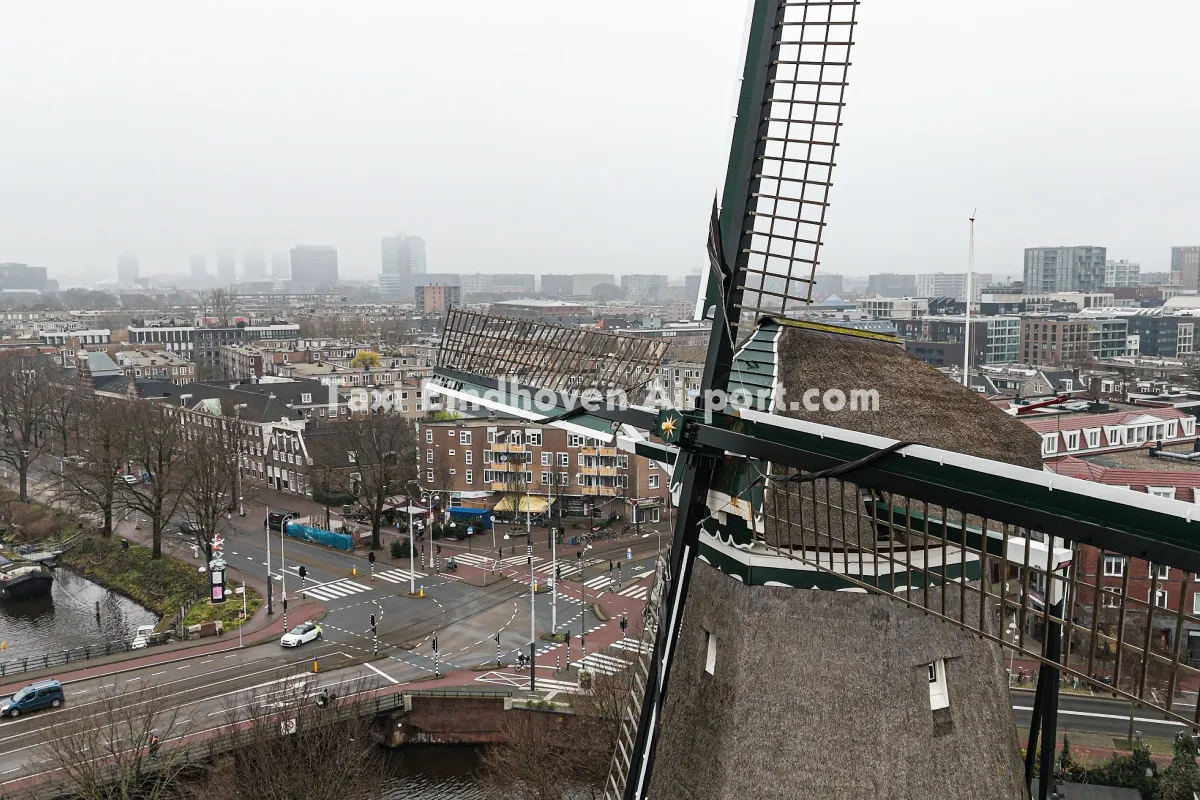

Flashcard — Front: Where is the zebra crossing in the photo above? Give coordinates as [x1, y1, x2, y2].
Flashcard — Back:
[375, 568, 427, 584]
[583, 574, 616, 591]
[610, 638, 653, 656]
[301, 579, 372, 601]
[618, 584, 649, 600]
[571, 652, 631, 676]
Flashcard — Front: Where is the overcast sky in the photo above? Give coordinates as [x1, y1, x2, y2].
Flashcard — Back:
[3, 1, 1199, 288]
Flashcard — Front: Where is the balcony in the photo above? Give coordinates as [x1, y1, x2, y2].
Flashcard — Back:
[487, 450, 530, 463]
[580, 446, 618, 458]
[491, 442, 526, 453]
[582, 485, 619, 497]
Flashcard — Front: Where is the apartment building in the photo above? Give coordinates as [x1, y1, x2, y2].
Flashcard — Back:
[1021, 406, 1197, 460]
[417, 418, 671, 523]
[855, 297, 928, 320]
[1020, 315, 1127, 365]
[113, 349, 196, 384]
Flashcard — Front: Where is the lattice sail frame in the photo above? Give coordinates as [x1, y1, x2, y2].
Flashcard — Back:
[701, 0, 857, 324]
[437, 308, 669, 399]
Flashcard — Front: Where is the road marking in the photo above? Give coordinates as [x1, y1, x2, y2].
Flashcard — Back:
[1, 768, 19, 775]
[225, 654, 239, 658]
[363, 662, 399, 685]
[151, 671, 166, 677]
[176, 664, 190, 670]
[200, 660, 213, 665]
[1012, 705, 1186, 726]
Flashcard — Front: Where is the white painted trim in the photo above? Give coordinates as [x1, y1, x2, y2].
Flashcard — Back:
[425, 382, 610, 442]
[737, 407, 1200, 526]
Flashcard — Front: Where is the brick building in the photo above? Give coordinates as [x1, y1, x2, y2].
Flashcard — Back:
[417, 418, 671, 523]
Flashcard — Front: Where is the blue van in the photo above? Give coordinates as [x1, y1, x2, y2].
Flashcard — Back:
[0, 679, 64, 718]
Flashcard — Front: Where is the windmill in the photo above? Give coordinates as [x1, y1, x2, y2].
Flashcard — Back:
[431, 3, 1200, 799]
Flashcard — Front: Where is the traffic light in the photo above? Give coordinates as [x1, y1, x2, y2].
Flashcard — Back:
[370, 613, 376, 629]
[436, 544, 441, 555]
[368, 551, 376, 563]
[298, 565, 306, 579]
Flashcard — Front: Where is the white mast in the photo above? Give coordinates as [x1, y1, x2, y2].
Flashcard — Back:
[962, 212, 976, 388]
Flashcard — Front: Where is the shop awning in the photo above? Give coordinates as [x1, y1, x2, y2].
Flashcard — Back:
[493, 496, 551, 514]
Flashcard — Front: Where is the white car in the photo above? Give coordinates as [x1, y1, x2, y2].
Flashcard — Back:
[280, 622, 321, 648]
[129, 624, 156, 650]
[120, 474, 139, 485]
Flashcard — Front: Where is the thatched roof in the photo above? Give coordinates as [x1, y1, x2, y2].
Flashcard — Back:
[773, 321, 1044, 469]
[650, 560, 1027, 799]
[761, 322, 1044, 551]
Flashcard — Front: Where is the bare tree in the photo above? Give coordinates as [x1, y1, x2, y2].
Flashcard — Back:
[117, 402, 187, 558]
[194, 671, 383, 800]
[480, 670, 634, 799]
[312, 414, 417, 550]
[177, 422, 238, 562]
[55, 395, 132, 536]
[41, 681, 193, 800]
[44, 370, 87, 457]
[0, 351, 54, 501]
[199, 287, 236, 327]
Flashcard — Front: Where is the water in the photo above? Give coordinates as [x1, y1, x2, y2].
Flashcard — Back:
[0, 567, 157, 664]
[375, 747, 487, 799]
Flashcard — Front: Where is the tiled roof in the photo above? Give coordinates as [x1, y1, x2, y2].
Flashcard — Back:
[1021, 406, 1188, 434]
[1047, 455, 1200, 502]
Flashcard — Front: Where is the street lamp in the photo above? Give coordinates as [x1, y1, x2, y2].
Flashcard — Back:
[1007, 619, 1019, 683]
[233, 403, 248, 516]
[405, 479, 422, 595]
[279, 512, 295, 631]
[233, 584, 247, 648]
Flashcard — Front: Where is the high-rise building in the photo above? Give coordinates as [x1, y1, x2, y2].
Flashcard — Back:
[542, 274, 616, 296]
[1023, 246, 1107, 293]
[865, 273, 917, 297]
[415, 284, 461, 313]
[914, 272, 993, 302]
[243, 250, 267, 281]
[189, 254, 208, 280]
[0, 263, 49, 291]
[620, 274, 668, 303]
[379, 235, 426, 300]
[1104, 259, 1140, 288]
[289, 246, 338, 287]
[270, 252, 290, 280]
[216, 248, 236, 283]
[813, 273, 844, 298]
[117, 253, 139, 285]
[1171, 246, 1200, 291]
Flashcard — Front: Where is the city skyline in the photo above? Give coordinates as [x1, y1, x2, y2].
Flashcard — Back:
[3, 2, 1200, 288]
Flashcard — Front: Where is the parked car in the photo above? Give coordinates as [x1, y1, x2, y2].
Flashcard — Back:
[130, 624, 157, 650]
[0, 679, 64, 718]
[280, 621, 321, 648]
[120, 474, 139, 485]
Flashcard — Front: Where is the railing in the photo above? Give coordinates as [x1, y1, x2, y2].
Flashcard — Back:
[0, 635, 175, 679]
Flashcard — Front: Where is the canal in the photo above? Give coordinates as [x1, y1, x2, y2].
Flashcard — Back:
[0, 567, 156, 662]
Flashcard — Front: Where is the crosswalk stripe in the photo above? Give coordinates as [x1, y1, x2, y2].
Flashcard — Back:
[619, 585, 649, 599]
[342, 580, 371, 592]
[611, 639, 652, 655]
[453, 553, 491, 565]
[376, 569, 427, 583]
[572, 653, 630, 675]
[584, 575, 613, 589]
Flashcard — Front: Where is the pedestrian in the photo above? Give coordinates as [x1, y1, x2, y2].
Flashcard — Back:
[149, 734, 160, 760]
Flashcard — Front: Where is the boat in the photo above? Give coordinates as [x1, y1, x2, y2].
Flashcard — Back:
[0, 564, 53, 600]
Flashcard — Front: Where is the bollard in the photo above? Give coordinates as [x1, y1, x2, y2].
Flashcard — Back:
[313, 660, 319, 673]
[352, 566, 357, 576]
[419, 586, 425, 598]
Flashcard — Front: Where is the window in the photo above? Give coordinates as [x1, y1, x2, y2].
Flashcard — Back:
[301, 393, 312, 404]
[1151, 588, 1169, 609]
[426, 430, 433, 443]
[461, 431, 472, 445]
[448, 449, 455, 457]
[1103, 556, 1125, 577]
[541, 452, 551, 467]
[559, 472, 569, 486]
[1149, 487, 1177, 500]
[426, 450, 434, 464]
[527, 430, 542, 446]
[649, 475, 660, 490]
[1064, 431, 1080, 451]
[426, 470, 433, 482]
[483, 451, 495, 464]
[578, 453, 586, 466]
[617, 455, 629, 468]
[704, 631, 716, 675]
[1193, 592, 1200, 615]
[465, 470, 473, 484]
[577, 474, 584, 486]
[1154, 564, 1170, 580]
[567, 434, 583, 448]
[465, 451, 472, 465]
[449, 468, 456, 476]
[649, 508, 660, 523]
[1084, 429, 1100, 448]
[649, 460, 658, 471]
[487, 429, 497, 444]
[541, 472, 551, 486]
[1041, 434, 1058, 456]
[558, 453, 569, 467]
[928, 659, 949, 710]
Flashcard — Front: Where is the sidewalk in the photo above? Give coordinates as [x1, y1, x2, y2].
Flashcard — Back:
[0, 596, 325, 695]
